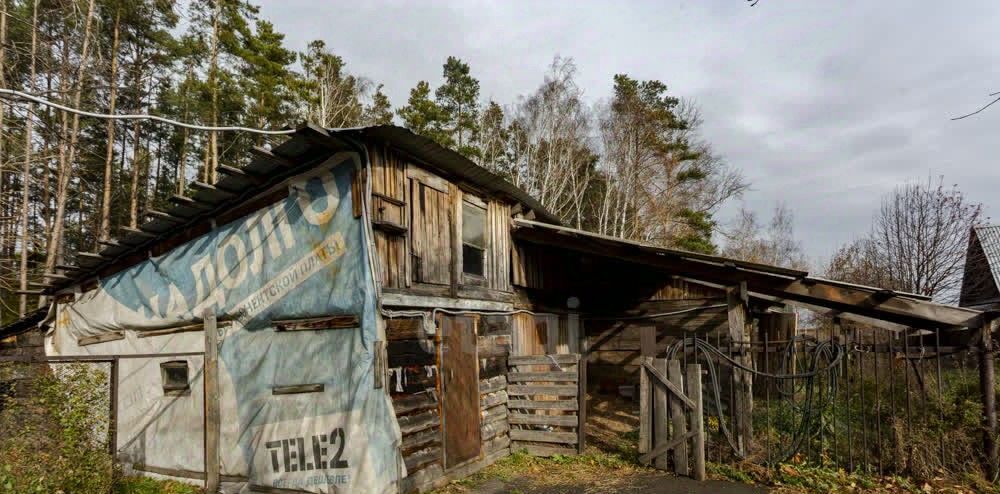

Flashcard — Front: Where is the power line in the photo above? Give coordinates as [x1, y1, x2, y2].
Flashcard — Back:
[0, 88, 299, 135]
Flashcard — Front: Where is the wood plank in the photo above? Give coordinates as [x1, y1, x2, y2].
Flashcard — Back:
[404, 446, 441, 472]
[642, 359, 696, 409]
[508, 354, 579, 366]
[484, 433, 511, 455]
[509, 429, 578, 445]
[398, 463, 442, 494]
[204, 310, 220, 493]
[668, 359, 689, 475]
[386, 317, 426, 340]
[508, 413, 578, 427]
[688, 363, 706, 481]
[478, 334, 511, 358]
[653, 358, 669, 470]
[271, 383, 324, 395]
[481, 420, 509, 441]
[273, 315, 359, 331]
[482, 404, 508, 425]
[402, 427, 440, 453]
[137, 322, 204, 338]
[393, 391, 437, 416]
[578, 357, 587, 453]
[481, 390, 508, 409]
[639, 360, 650, 454]
[398, 410, 440, 436]
[508, 384, 578, 396]
[479, 375, 507, 395]
[507, 371, 577, 382]
[78, 331, 125, 346]
[510, 443, 578, 457]
[507, 399, 578, 411]
[638, 431, 696, 464]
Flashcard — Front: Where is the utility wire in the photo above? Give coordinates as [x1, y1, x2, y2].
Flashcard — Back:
[0, 88, 299, 135]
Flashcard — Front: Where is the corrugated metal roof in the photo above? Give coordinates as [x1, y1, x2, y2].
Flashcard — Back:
[45, 124, 560, 293]
[974, 225, 1000, 288]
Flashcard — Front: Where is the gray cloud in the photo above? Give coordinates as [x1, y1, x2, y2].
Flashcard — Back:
[259, 0, 1000, 269]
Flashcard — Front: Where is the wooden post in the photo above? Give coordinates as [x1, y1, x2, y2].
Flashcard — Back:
[639, 357, 651, 454]
[578, 355, 587, 454]
[204, 310, 220, 494]
[726, 284, 753, 455]
[638, 326, 656, 454]
[653, 358, 669, 469]
[980, 316, 998, 479]
[687, 363, 706, 481]
[668, 359, 689, 476]
[109, 357, 119, 457]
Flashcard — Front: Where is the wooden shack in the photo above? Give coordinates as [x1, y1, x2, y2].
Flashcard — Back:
[9, 124, 988, 493]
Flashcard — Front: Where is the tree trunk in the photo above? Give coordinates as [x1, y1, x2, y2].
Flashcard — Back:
[43, 0, 97, 292]
[177, 65, 194, 195]
[18, 0, 39, 316]
[0, 0, 8, 277]
[129, 119, 142, 228]
[207, 0, 221, 183]
[98, 9, 122, 244]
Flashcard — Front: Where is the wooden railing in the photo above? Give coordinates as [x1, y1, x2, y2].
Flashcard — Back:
[506, 353, 585, 456]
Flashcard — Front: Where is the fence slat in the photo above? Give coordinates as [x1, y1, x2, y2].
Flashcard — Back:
[510, 429, 578, 445]
[687, 363, 705, 481]
[653, 358, 669, 470]
[509, 354, 580, 365]
[508, 399, 578, 411]
[508, 384, 578, 396]
[507, 371, 578, 382]
[509, 413, 578, 427]
[669, 359, 689, 476]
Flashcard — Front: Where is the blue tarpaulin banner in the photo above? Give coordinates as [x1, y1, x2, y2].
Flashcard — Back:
[47, 153, 402, 493]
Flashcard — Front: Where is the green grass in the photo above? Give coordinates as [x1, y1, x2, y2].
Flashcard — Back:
[113, 476, 203, 494]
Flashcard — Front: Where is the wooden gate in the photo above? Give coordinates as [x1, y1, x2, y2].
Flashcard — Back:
[639, 357, 705, 480]
[506, 354, 585, 456]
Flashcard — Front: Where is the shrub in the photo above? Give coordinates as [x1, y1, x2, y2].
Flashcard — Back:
[0, 362, 114, 493]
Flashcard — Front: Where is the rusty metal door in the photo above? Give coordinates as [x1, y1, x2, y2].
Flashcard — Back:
[440, 315, 481, 468]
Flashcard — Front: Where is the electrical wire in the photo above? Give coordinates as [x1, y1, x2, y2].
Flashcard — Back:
[0, 88, 298, 135]
[666, 335, 844, 462]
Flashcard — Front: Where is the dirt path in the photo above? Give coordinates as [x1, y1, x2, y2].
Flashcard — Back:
[467, 473, 769, 494]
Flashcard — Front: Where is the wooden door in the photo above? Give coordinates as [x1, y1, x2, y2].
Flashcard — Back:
[440, 315, 481, 468]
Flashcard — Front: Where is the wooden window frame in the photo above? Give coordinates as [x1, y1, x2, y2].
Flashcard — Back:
[160, 360, 191, 396]
[461, 200, 488, 281]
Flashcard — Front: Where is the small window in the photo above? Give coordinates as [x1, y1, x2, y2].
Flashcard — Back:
[462, 202, 486, 276]
[160, 361, 190, 395]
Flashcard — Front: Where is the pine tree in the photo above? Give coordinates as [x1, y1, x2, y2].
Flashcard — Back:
[240, 19, 297, 142]
[363, 84, 393, 125]
[435, 56, 480, 157]
[398, 81, 450, 146]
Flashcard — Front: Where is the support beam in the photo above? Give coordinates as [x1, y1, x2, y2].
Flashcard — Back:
[250, 145, 296, 167]
[203, 310, 220, 493]
[980, 316, 998, 479]
[727, 284, 753, 456]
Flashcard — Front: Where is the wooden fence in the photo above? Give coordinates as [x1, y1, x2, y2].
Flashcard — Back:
[506, 354, 585, 456]
[639, 357, 705, 480]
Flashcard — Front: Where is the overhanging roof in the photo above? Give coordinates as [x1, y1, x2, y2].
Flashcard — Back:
[43, 124, 560, 294]
[511, 218, 984, 331]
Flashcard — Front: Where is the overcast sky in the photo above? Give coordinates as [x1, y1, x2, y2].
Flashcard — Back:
[259, 0, 1000, 269]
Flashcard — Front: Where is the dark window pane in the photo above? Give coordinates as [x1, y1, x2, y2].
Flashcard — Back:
[463, 244, 484, 276]
[161, 361, 189, 392]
